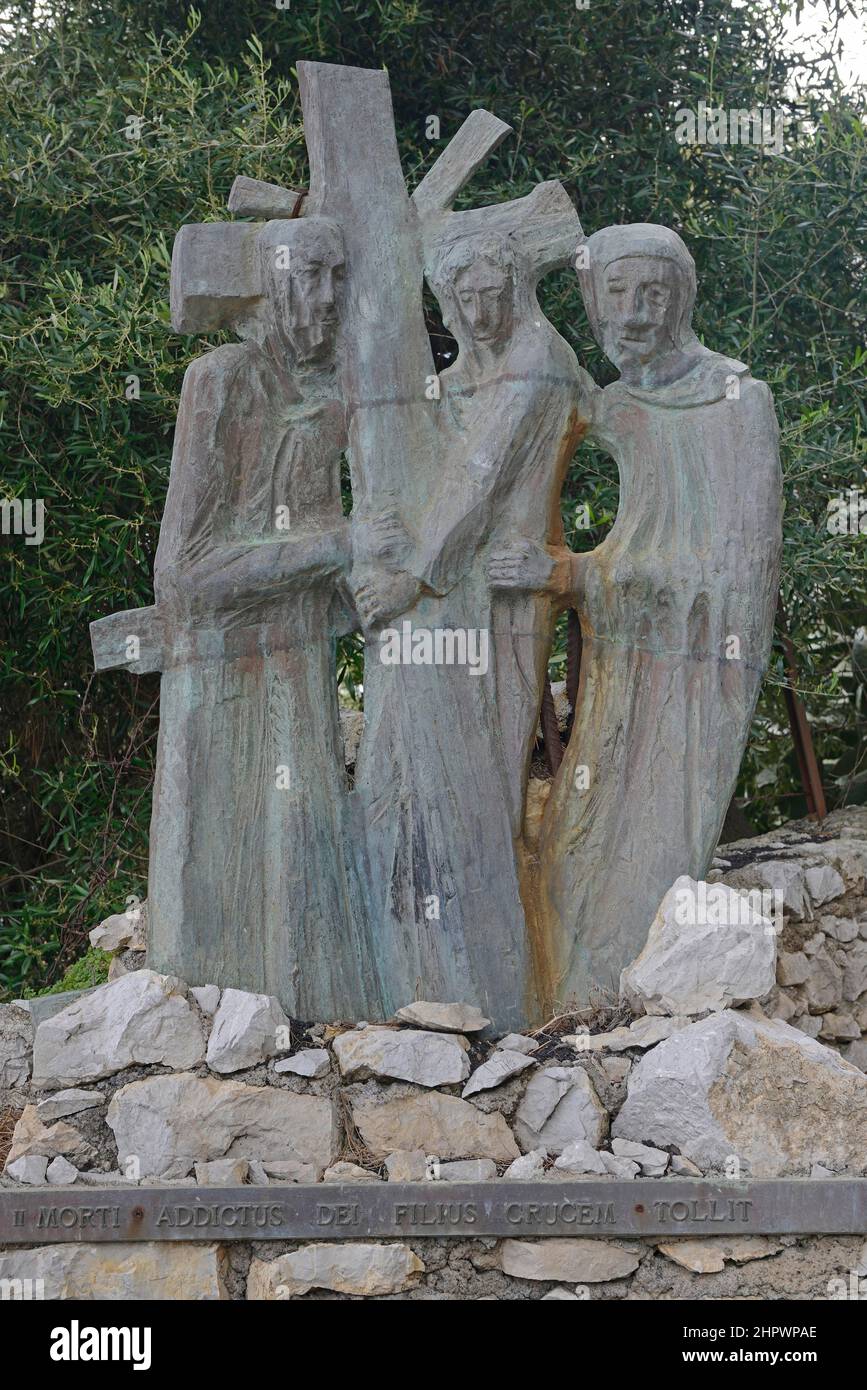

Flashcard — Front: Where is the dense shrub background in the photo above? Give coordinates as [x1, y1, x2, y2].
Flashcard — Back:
[1, 0, 865, 995]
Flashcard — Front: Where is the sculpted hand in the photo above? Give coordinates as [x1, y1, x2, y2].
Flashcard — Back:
[488, 540, 578, 602]
[354, 508, 414, 570]
[353, 567, 421, 630]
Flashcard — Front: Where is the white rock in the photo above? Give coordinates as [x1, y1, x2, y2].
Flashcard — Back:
[206, 988, 291, 1074]
[462, 1049, 535, 1097]
[434, 1159, 497, 1181]
[500, 1239, 640, 1283]
[45, 1156, 79, 1185]
[384, 1149, 427, 1182]
[0, 1004, 32, 1087]
[351, 1091, 519, 1162]
[805, 863, 846, 907]
[191, 985, 221, 1016]
[620, 875, 776, 1017]
[823, 916, 860, 944]
[274, 1048, 330, 1079]
[599, 1152, 640, 1178]
[819, 1012, 861, 1041]
[502, 1149, 547, 1179]
[194, 1158, 250, 1185]
[722, 858, 809, 919]
[843, 943, 867, 1001]
[513, 1066, 607, 1154]
[32, 970, 204, 1088]
[322, 1162, 380, 1183]
[89, 911, 139, 953]
[5, 1155, 48, 1185]
[35, 1089, 102, 1122]
[261, 1160, 317, 1183]
[495, 1033, 538, 1055]
[611, 1137, 669, 1175]
[805, 948, 844, 1011]
[670, 1153, 703, 1177]
[658, 1236, 781, 1273]
[542, 1287, 581, 1300]
[6, 1105, 86, 1166]
[333, 1026, 469, 1087]
[777, 951, 810, 986]
[248, 1243, 424, 1298]
[612, 1010, 867, 1176]
[107, 1071, 337, 1178]
[564, 1015, 689, 1053]
[0, 1243, 227, 1299]
[553, 1140, 606, 1174]
[394, 1001, 490, 1033]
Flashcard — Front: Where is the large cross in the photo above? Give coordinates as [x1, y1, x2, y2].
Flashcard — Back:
[90, 61, 580, 673]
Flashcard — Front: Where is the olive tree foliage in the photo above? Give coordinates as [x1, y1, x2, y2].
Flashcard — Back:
[0, 0, 864, 992]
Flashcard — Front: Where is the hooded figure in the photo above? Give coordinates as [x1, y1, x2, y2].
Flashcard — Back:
[533, 223, 782, 1004]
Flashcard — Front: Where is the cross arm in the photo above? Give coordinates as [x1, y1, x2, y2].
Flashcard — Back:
[425, 180, 583, 277]
[411, 110, 512, 217]
[227, 176, 306, 219]
[90, 606, 165, 674]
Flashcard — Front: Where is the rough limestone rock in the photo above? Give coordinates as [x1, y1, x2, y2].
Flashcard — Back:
[722, 859, 809, 919]
[777, 951, 810, 986]
[843, 943, 867, 1002]
[323, 1162, 381, 1182]
[384, 1149, 428, 1182]
[394, 1001, 490, 1033]
[5, 1155, 48, 1185]
[620, 875, 776, 1017]
[0, 1004, 32, 1087]
[248, 1243, 424, 1298]
[36, 1089, 102, 1122]
[0, 1243, 228, 1299]
[32, 970, 204, 1088]
[333, 1025, 469, 1086]
[612, 1010, 867, 1175]
[191, 985, 221, 1015]
[553, 1139, 607, 1174]
[351, 1091, 519, 1162]
[435, 1158, 497, 1181]
[107, 1072, 337, 1178]
[46, 1156, 80, 1185]
[611, 1137, 669, 1175]
[513, 1066, 607, 1154]
[503, 1149, 547, 1179]
[462, 1049, 535, 1097]
[500, 1239, 640, 1283]
[261, 1160, 317, 1183]
[804, 948, 843, 1013]
[657, 1236, 781, 1274]
[194, 1158, 250, 1185]
[274, 1048, 330, 1078]
[495, 1033, 538, 1055]
[89, 910, 143, 954]
[205, 988, 292, 1074]
[564, 1016, 688, 1052]
[6, 1105, 85, 1166]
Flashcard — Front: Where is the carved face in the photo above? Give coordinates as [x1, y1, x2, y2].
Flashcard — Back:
[452, 257, 514, 346]
[264, 227, 344, 363]
[597, 256, 684, 371]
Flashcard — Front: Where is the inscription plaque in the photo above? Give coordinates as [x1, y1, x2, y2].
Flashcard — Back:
[1, 1181, 865, 1245]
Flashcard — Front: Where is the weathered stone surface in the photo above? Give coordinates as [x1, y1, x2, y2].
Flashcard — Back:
[333, 1026, 469, 1086]
[205, 988, 291, 1074]
[6, 1105, 85, 1166]
[351, 1091, 519, 1162]
[89, 910, 142, 954]
[612, 1010, 867, 1175]
[435, 1158, 497, 1181]
[723, 859, 809, 919]
[274, 1048, 330, 1078]
[394, 1002, 490, 1033]
[248, 1243, 424, 1298]
[261, 1160, 317, 1183]
[843, 942, 867, 1002]
[513, 1066, 607, 1154]
[46, 1155, 80, 1185]
[195, 1158, 250, 1185]
[5, 1155, 48, 1185]
[191, 985, 221, 1015]
[502, 1148, 547, 1179]
[611, 1137, 669, 1175]
[107, 1072, 337, 1178]
[462, 1049, 535, 1097]
[0, 1243, 228, 1299]
[500, 1239, 640, 1283]
[657, 1236, 781, 1273]
[495, 1033, 538, 1055]
[819, 1011, 861, 1041]
[669, 1153, 703, 1177]
[12, 988, 97, 1028]
[542, 1287, 582, 1300]
[384, 1149, 427, 1182]
[804, 864, 845, 907]
[564, 1015, 688, 1053]
[843, 1039, 867, 1072]
[777, 951, 810, 986]
[0, 1004, 32, 1087]
[35, 1088, 102, 1122]
[620, 875, 776, 1017]
[32, 970, 204, 1088]
[323, 1161, 381, 1182]
[553, 1139, 606, 1174]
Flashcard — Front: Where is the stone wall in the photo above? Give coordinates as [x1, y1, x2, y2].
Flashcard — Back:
[1, 808, 865, 1300]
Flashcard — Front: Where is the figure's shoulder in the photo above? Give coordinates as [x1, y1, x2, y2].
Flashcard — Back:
[180, 342, 256, 394]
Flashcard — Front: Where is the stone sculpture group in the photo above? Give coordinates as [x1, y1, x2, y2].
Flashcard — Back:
[91, 61, 782, 1031]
